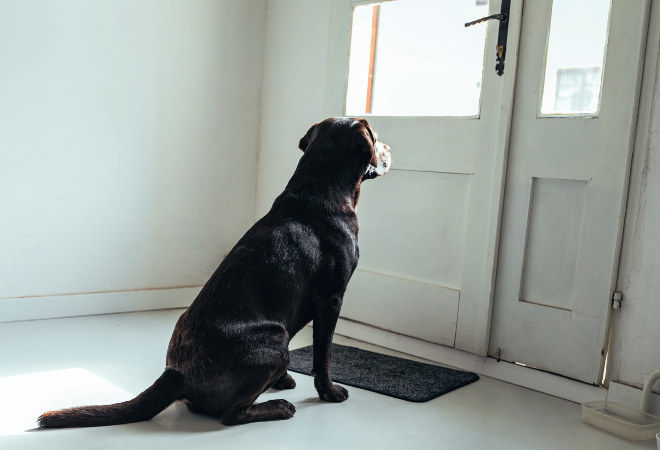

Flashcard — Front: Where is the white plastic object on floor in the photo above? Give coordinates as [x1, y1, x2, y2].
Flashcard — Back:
[582, 369, 660, 441]
[582, 401, 660, 441]
[641, 370, 660, 413]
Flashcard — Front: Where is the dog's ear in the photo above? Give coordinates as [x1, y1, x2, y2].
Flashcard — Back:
[356, 119, 378, 167]
[299, 123, 319, 152]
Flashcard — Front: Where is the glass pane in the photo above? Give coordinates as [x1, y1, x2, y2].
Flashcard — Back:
[540, 0, 611, 116]
[345, 0, 489, 117]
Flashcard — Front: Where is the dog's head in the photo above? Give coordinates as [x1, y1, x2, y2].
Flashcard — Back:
[298, 118, 391, 181]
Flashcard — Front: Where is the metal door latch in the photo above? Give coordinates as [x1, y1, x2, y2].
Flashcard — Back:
[464, 13, 507, 28]
[465, 0, 511, 76]
[612, 292, 623, 309]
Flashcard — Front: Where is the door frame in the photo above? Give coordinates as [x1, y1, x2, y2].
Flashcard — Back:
[604, 0, 660, 386]
[323, 0, 524, 356]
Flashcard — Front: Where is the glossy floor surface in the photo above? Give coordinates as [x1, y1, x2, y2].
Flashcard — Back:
[0, 309, 655, 449]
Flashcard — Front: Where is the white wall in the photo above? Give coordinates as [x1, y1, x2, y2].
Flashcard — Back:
[255, 0, 332, 217]
[0, 0, 266, 303]
[608, 28, 660, 394]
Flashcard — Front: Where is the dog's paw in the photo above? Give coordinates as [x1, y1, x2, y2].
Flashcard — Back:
[316, 383, 349, 402]
[265, 399, 296, 420]
[272, 373, 297, 390]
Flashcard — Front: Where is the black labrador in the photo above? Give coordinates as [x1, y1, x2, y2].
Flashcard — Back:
[39, 117, 391, 428]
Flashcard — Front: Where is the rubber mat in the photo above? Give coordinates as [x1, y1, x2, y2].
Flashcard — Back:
[288, 344, 479, 402]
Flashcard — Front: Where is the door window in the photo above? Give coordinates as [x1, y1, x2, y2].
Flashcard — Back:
[345, 0, 490, 117]
[540, 0, 611, 116]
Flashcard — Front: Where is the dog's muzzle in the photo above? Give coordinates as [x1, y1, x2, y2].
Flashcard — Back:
[366, 141, 391, 177]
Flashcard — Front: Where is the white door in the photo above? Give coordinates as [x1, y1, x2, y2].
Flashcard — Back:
[324, 0, 523, 354]
[489, 0, 649, 384]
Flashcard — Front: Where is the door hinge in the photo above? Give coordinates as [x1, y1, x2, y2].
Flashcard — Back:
[612, 292, 623, 309]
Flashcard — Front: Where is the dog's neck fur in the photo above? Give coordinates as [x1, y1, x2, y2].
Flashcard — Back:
[279, 143, 366, 216]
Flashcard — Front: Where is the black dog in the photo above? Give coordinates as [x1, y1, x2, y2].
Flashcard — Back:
[39, 117, 391, 428]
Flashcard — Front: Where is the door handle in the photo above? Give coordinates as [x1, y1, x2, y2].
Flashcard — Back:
[464, 13, 507, 28]
[465, 0, 512, 76]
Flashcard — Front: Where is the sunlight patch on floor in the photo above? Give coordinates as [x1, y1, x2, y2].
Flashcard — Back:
[0, 368, 133, 436]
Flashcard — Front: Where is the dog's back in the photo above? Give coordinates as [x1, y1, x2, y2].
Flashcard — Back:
[38, 117, 390, 428]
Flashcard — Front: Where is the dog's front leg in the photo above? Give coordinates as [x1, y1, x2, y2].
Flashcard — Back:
[311, 294, 349, 402]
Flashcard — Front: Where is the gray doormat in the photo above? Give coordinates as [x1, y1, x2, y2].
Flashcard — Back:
[288, 344, 479, 402]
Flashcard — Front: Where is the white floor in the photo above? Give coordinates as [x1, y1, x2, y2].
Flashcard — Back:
[0, 309, 655, 450]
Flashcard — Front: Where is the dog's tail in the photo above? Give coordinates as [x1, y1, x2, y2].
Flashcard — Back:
[38, 368, 183, 428]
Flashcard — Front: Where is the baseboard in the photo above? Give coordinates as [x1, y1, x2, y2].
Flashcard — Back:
[332, 317, 608, 404]
[0, 286, 202, 323]
[607, 381, 660, 415]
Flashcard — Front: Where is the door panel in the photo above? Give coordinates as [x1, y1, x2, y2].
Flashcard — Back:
[355, 170, 471, 289]
[342, 170, 469, 345]
[489, 0, 649, 384]
[521, 178, 587, 310]
[360, 116, 478, 174]
[325, 0, 524, 353]
[343, 270, 459, 346]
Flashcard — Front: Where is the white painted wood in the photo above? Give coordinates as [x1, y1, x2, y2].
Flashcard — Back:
[606, 0, 660, 394]
[521, 178, 588, 311]
[490, 0, 651, 384]
[325, 0, 523, 354]
[327, 318, 608, 404]
[0, 286, 201, 323]
[607, 382, 660, 416]
[356, 171, 471, 289]
[453, 0, 524, 356]
[342, 269, 459, 346]
[340, 116, 478, 175]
